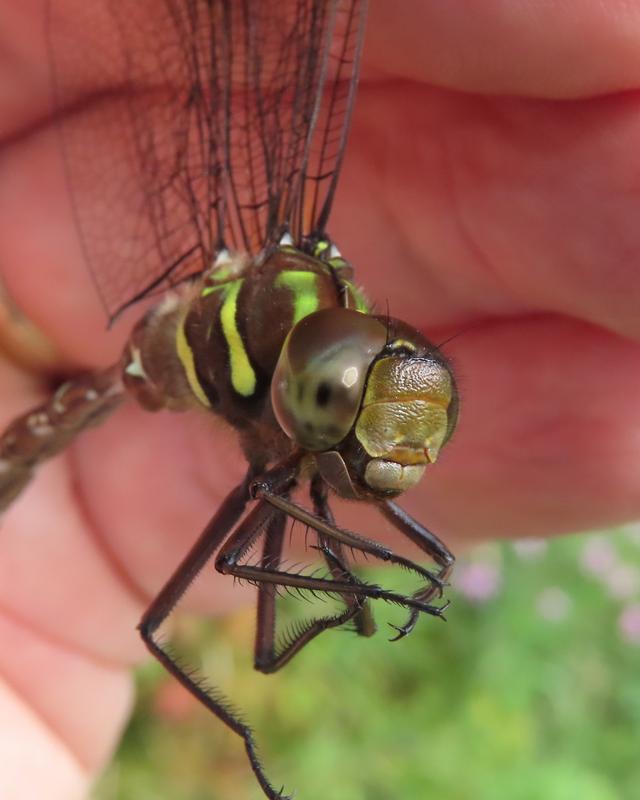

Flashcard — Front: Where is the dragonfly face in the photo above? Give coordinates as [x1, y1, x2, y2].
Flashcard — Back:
[0, 2, 458, 798]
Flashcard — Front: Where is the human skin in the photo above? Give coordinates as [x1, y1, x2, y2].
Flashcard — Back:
[1, 1, 640, 798]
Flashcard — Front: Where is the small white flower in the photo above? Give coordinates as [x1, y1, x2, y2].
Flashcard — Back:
[512, 538, 548, 561]
[603, 564, 640, 601]
[536, 587, 572, 622]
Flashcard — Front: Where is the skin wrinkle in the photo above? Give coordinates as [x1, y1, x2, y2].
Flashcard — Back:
[453, 88, 636, 334]
[474, 317, 640, 465]
[357, 84, 413, 277]
[368, 80, 465, 326]
[0, 606, 133, 774]
[501, 90, 640, 330]
[0, 113, 53, 152]
[361, 83, 517, 326]
[0, 665, 90, 777]
[409, 93, 465, 313]
[428, 93, 544, 318]
[437, 100, 515, 312]
[0, 600, 130, 679]
[0, 608, 128, 780]
[366, 0, 640, 98]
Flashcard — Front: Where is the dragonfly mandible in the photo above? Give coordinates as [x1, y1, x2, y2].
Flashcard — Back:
[0, 2, 458, 797]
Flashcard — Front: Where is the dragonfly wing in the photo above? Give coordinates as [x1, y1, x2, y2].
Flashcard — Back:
[46, 0, 367, 321]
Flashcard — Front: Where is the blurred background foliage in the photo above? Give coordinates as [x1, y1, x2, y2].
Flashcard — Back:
[94, 525, 640, 800]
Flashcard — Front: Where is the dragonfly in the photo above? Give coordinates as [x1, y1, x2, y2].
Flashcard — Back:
[0, 1, 458, 797]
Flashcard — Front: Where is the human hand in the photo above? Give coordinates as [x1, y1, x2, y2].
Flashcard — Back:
[1, 2, 639, 798]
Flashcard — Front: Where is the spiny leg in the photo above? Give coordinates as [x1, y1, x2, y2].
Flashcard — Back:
[0, 365, 124, 510]
[216, 498, 447, 619]
[310, 475, 376, 637]
[252, 484, 447, 596]
[378, 500, 455, 641]
[253, 507, 368, 673]
[138, 467, 294, 800]
[253, 510, 287, 671]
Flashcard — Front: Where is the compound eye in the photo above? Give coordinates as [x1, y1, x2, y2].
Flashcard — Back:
[271, 308, 387, 451]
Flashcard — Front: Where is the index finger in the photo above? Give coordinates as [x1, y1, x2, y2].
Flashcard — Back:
[366, 0, 640, 98]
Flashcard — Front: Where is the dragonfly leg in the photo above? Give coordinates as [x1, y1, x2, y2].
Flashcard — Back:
[253, 507, 369, 674]
[0, 365, 124, 511]
[216, 500, 448, 619]
[378, 500, 455, 642]
[252, 483, 448, 597]
[138, 468, 292, 800]
[310, 475, 376, 638]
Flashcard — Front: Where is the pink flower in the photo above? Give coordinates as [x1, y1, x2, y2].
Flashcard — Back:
[580, 537, 618, 579]
[454, 562, 501, 604]
[618, 604, 640, 645]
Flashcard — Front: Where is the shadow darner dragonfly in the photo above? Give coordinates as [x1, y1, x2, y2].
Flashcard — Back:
[0, 1, 458, 797]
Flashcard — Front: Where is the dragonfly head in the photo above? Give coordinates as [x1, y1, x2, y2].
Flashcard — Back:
[271, 308, 458, 499]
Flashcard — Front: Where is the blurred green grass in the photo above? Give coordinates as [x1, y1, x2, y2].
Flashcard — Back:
[94, 527, 640, 800]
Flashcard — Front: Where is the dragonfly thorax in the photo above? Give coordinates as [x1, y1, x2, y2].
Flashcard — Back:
[121, 246, 370, 457]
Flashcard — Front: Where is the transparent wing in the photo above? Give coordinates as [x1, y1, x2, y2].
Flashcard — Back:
[46, 0, 367, 321]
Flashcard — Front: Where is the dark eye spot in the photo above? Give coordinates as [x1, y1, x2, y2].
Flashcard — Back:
[315, 382, 332, 407]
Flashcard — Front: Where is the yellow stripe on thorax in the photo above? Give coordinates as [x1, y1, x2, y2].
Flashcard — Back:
[176, 319, 211, 408]
[219, 279, 256, 396]
[177, 277, 257, 401]
[202, 278, 256, 398]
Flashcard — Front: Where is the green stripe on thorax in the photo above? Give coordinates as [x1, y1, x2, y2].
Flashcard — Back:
[274, 270, 319, 324]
